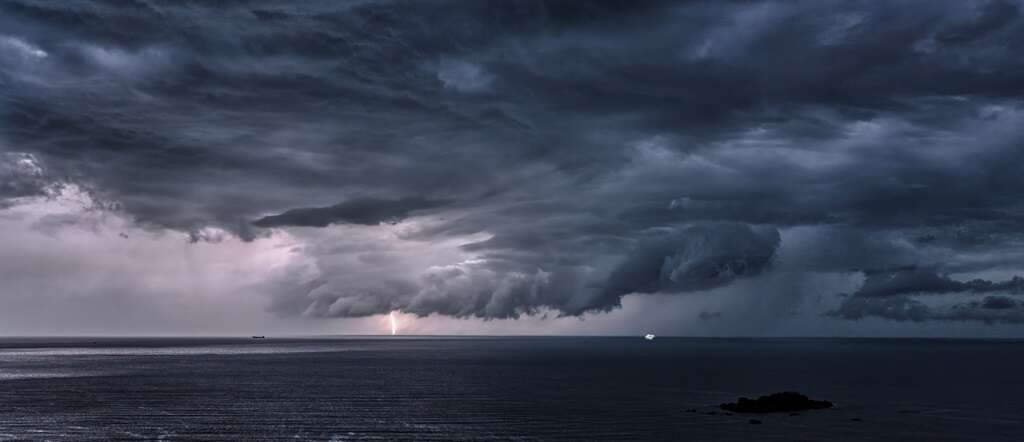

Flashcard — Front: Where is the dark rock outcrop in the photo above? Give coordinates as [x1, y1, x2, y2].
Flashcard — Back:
[720, 392, 833, 413]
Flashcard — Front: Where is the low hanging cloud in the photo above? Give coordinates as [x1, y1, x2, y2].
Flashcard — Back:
[272, 222, 781, 319]
[600, 224, 781, 303]
[856, 270, 1024, 298]
[830, 295, 1024, 324]
[829, 268, 1024, 324]
[252, 197, 448, 228]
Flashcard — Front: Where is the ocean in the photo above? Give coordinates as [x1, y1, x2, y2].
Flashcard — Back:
[1, 337, 1021, 441]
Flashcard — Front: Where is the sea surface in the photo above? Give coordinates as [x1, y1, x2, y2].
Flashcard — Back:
[1, 337, 1022, 441]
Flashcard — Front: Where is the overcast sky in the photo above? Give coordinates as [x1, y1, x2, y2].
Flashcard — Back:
[3, 0, 1024, 336]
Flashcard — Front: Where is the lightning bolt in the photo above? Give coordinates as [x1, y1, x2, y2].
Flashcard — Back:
[389, 311, 398, 336]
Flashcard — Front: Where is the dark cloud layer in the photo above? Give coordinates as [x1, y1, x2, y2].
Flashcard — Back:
[830, 269, 1024, 323]
[601, 224, 780, 302]
[252, 197, 446, 227]
[857, 270, 1024, 298]
[831, 295, 1024, 324]
[276, 223, 779, 319]
[3, 0, 1024, 326]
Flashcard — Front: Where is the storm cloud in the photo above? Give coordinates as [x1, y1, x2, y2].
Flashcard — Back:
[0, 152, 51, 202]
[253, 197, 447, 228]
[829, 269, 1024, 323]
[275, 222, 781, 320]
[3, 0, 1024, 332]
[601, 224, 780, 301]
[830, 294, 1024, 325]
[856, 270, 1024, 298]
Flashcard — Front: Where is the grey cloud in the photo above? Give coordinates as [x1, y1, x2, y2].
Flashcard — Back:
[828, 269, 1024, 324]
[4, 1, 1024, 327]
[830, 296, 933, 322]
[0, 152, 51, 201]
[856, 270, 1024, 298]
[437, 59, 493, 93]
[403, 265, 576, 319]
[775, 227, 924, 274]
[6, 0, 1024, 236]
[274, 261, 596, 320]
[830, 295, 1024, 324]
[275, 223, 780, 319]
[935, 0, 1019, 44]
[981, 295, 1018, 309]
[301, 278, 416, 318]
[252, 197, 447, 228]
[944, 295, 1024, 323]
[601, 224, 781, 302]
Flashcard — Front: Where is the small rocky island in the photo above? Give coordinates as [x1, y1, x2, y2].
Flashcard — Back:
[720, 392, 833, 413]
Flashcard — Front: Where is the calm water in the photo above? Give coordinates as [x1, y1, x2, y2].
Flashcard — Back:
[1, 337, 1022, 441]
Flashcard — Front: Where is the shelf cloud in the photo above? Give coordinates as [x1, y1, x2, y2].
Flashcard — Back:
[3, 0, 1024, 333]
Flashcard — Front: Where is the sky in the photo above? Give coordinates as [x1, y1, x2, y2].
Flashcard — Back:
[2, 0, 1024, 337]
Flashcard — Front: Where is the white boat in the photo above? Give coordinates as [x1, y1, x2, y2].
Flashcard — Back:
[644, 334, 655, 340]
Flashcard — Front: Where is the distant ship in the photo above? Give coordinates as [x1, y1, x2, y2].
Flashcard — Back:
[644, 334, 655, 340]
[252, 336, 266, 339]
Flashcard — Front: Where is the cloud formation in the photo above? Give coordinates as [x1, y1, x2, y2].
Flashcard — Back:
[0, 152, 50, 201]
[830, 269, 1024, 324]
[831, 294, 1024, 325]
[857, 270, 1024, 298]
[3, 0, 1024, 332]
[601, 224, 780, 303]
[253, 197, 447, 228]
[276, 222, 780, 320]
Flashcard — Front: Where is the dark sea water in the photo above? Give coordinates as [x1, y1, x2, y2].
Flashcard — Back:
[1, 337, 1022, 441]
